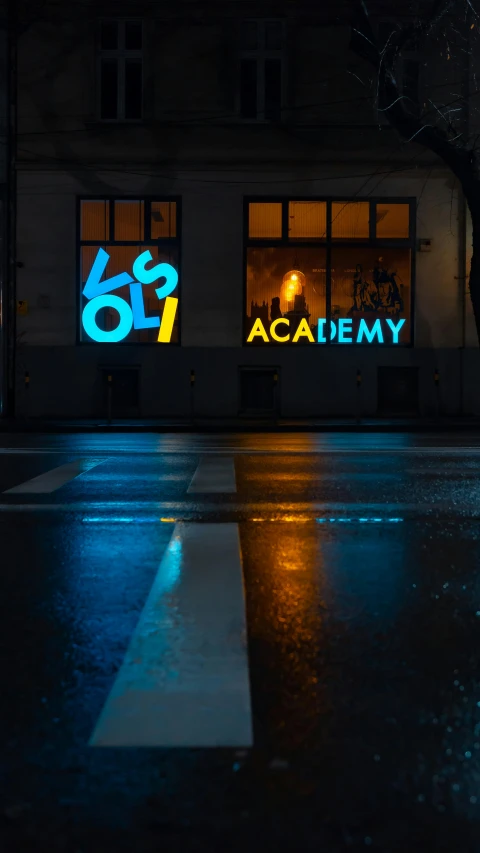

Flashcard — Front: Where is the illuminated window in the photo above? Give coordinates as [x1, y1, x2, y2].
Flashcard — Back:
[375, 203, 409, 238]
[288, 202, 327, 240]
[114, 200, 144, 241]
[151, 202, 177, 239]
[239, 20, 285, 121]
[79, 198, 180, 344]
[249, 202, 282, 238]
[81, 200, 109, 241]
[332, 202, 369, 239]
[246, 247, 326, 343]
[245, 197, 414, 346]
[99, 20, 143, 121]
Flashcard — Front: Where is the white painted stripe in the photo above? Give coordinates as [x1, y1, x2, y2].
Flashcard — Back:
[187, 456, 236, 493]
[4, 459, 103, 494]
[90, 523, 253, 747]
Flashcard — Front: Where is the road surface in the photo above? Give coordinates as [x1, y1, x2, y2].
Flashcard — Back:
[1, 432, 480, 851]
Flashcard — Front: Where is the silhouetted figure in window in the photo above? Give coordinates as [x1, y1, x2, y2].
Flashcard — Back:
[374, 258, 404, 315]
[270, 296, 282, 321]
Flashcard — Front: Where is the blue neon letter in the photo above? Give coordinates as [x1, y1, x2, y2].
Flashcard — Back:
[385, 318, 405, 344]
[82, 294, 133, 342]
[83, 248, 134, 299]
[155, 265, 178, 299]
[317, 319, 338, 342]
[357, 318, 383, 343]
[132, 251, 178, 299]
[129, 283, 160, 329]
[338, 318, 353, 343]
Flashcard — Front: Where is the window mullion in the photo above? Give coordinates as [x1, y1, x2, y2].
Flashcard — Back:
[326, 200, 332, 344]
[109, 199, 115, 241]
[281, 200, 289, 241]
[144, 199, 151, 242]
[369, 200, 376, 241]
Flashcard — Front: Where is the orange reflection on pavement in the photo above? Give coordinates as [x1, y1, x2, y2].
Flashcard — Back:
[242, 518, 327, 751]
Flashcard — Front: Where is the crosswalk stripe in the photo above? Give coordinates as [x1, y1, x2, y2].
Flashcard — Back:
[3, 459, 104, 494]
[187, 456, 236, 493]
[89, 523, 253, 747]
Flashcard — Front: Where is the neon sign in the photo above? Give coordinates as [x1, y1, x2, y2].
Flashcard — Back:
[82, 248, 178, 343]
[246, 317, 406, 344]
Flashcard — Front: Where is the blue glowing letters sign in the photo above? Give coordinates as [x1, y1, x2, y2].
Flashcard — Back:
[82, 248, 178, 343]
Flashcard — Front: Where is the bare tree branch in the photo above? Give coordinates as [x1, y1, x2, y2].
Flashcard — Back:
[350, 0, 477, 209]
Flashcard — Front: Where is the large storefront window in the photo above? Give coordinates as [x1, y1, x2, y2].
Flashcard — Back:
[79, 198, 180, 344]
[245, 198, 413, 345]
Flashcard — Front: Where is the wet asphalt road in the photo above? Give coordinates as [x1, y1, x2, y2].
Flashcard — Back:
[1, 432, 480, 851]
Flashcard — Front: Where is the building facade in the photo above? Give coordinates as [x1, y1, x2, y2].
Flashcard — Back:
[11, 1, 480, 419]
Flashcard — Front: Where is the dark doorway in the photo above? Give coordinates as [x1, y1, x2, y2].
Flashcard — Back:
[100, 367, 140, 418]
[239, 367, 278, 415]
[377, 366, 419, 416]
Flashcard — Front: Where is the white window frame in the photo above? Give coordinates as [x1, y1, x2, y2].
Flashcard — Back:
[237, 19, 286, 122]
[98, 19, 143, 122]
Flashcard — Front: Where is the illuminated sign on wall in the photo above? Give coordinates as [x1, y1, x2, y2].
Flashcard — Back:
[82, 248, 178, 343]
[246, 317, 406, 344]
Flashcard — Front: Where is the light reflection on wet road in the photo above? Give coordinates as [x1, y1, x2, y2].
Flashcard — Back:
[1, 432, 480, 851]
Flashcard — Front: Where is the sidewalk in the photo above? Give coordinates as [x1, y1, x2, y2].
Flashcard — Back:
[1, 416, 480, 432]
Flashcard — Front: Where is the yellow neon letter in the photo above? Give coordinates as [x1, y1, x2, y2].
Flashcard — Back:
[292, 318, 315, 343]
[270, 318, 290, 342]
[158, 296, 178, 342]
[247, 318, 269, 343]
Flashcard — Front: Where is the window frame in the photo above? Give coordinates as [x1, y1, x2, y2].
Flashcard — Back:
[243, 196, 416, 347]
[97, 19, 144, 122]
[237, 19, 286, 122]
[77, 195, 182, 346]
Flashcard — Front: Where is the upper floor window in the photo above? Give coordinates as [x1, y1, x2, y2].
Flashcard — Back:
[99, 20, 143, 121]
[239, 20, 285, 121]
